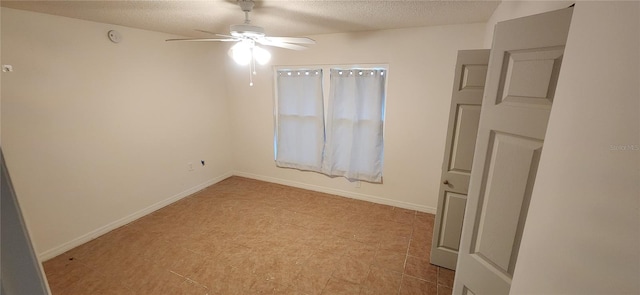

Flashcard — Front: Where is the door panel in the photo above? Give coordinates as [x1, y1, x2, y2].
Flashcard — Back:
[471, 131, 542, 276]
[431, 49, 490, 270]
[463, 287, 477, 295]
[439, 192, 467, 251]
[454, 8, 573, 294]
[461, 65, 488, 90]
[449, 104, 482, 174]
[497, 47, 564, 107]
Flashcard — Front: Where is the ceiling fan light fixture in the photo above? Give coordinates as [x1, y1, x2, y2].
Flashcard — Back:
[230, 41, 252, 65]
[253, 46, 271, 65]
[166, 0, 315, 86]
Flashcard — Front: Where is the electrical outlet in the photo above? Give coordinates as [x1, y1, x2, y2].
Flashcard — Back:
[188, 162, 194, 171]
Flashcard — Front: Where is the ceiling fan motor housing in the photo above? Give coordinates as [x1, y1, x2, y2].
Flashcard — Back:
[230, 24, 265, 38]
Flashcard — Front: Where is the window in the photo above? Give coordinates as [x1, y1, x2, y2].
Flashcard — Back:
[274, 66, 387, 183]
[274, 69, 324, 172]
[323, 69, 386, 182]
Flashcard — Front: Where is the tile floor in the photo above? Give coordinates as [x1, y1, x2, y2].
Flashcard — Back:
[43, 176, 455, 294]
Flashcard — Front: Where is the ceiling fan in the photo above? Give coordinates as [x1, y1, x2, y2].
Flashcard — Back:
[166, 0, 316, 85]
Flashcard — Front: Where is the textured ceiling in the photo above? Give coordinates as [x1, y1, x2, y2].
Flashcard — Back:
[1, 1, 501, 38]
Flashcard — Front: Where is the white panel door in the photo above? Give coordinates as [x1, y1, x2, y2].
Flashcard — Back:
[431, 49, 489, 270]
[453, 8, 573, 295]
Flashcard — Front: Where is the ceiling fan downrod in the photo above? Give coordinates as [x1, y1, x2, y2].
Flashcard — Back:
[238, 0, 255, 24]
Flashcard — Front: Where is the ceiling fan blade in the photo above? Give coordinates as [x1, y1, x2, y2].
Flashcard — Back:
[166, 38, 238, 42]
[194, 30, 236, 39]
[256, 39, 308, 50]
[216, 34, 236, 39]
[194, 29, 219, 35]
[265, 37, 316, 44]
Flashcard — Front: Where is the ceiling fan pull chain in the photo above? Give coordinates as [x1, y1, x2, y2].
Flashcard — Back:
[249, 63, 254, 87]
[251, 47, 257, 75]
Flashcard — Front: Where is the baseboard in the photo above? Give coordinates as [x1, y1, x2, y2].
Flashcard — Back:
[38, 171, 234, 261]
[233, 171, 436, 214]
[39, 171, 434, 261]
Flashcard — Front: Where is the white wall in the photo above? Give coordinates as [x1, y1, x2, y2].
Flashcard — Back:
[483, 0, 573, 48]
[1, 8, 234, 259]
[512, 2, 639, 294]
[228, 24, 486, 212]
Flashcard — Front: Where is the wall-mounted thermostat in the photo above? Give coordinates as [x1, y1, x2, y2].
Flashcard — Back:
[107, 30, 122, 43]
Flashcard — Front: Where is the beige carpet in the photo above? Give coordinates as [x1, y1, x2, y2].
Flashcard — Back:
[43, 176, 454, 294]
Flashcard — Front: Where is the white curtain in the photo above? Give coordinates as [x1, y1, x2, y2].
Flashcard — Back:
[274, 69, 325, 172]
[323, 69, 386, 183]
